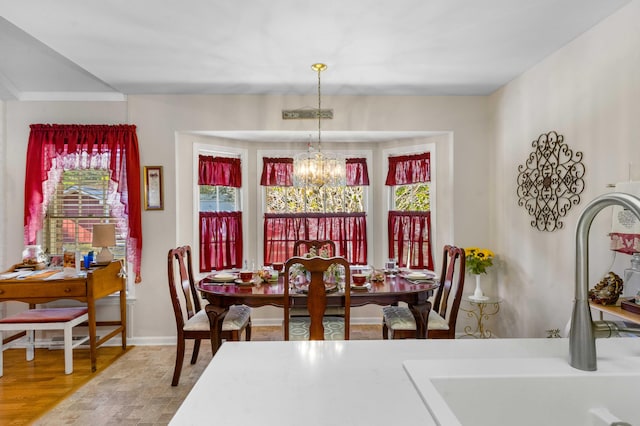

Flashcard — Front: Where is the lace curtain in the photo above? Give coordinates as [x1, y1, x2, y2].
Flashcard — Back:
[24, 124, 143, 282]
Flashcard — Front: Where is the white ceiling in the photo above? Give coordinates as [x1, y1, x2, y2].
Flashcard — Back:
[0, 0, 631, 102]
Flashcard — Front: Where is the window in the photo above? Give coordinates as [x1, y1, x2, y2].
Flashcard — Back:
[265, 186, 364, 213]
[24, 124, 142, 282]
[198, 154, 243, 271]
[199, 185, 238, 212]
[261, 157, 369, 265]
[43, 169, 126, 259]
[386, 152, 434, 270]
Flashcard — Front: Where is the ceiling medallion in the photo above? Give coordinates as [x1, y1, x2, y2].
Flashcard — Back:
[516, 131, 585, 232]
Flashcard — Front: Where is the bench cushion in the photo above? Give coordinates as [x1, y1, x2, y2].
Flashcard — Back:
[0, 307, 89, 324]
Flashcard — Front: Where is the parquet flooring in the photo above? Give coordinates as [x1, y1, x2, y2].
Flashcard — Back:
[3, 325, 381, 426]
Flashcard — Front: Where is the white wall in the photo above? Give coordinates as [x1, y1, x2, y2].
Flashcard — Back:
[490, 0, 640, 337]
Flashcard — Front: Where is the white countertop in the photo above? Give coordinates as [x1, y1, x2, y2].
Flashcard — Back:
[170, 338, 640, 426]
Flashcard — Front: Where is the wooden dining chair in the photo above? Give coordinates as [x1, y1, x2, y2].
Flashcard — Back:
[167, 245, 251, 386]
[283, 256, 351, 340]
[382, 245, 466, 339]
[293, 239, 337, 257]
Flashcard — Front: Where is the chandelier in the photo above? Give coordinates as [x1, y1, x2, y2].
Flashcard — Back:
[293, 63, 346, 188]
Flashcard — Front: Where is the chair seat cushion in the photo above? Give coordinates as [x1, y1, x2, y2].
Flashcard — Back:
[184, 305, 251, 332]
[382, 306, 449, 331]
[288, 317, 345, 340]
[0, 307, 88, 324]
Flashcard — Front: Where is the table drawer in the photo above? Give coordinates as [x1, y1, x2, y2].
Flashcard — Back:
[0, 281, 86, 299]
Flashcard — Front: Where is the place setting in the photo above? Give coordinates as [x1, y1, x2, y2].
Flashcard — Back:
[400, 269, 437, 283]
[350, 273, 371, 291]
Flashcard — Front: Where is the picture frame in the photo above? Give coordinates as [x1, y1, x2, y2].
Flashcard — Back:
[143, 166, 164, 210]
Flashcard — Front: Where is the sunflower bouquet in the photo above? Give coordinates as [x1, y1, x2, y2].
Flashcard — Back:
[464, 247, 494, 275]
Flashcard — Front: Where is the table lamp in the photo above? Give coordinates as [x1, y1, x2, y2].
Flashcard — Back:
[92, 224, 116, 264]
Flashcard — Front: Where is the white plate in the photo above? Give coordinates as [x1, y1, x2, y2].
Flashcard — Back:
[210, 273, 236, 283]
[405, 270, 437, 280]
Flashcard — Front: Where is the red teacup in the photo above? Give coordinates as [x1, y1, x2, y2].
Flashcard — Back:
[272, 262, 284, 272]
[352, 274, 367, 286]
[239, 271, 253, 282]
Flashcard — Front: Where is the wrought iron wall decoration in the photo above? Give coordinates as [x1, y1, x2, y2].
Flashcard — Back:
[516, 131, 585, 232]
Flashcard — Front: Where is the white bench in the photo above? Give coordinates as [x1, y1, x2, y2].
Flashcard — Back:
[0, 307, 89, 376]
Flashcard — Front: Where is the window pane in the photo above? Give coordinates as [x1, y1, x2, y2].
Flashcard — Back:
[200, 185, 238, 212]
[44, 170, 126, 258]
[265, 186, 364, 213]
[394, 183, 430, 211]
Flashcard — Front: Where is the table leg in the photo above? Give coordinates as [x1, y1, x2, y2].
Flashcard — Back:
[205, 305, 228, 356]
[408, 301, 432, 339]
[87, 298, 97, 372]
[119, 287, 127, 350]
[462, 301, 500, 338]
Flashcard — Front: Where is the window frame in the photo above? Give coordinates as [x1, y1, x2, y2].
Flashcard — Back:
[258, 148, 373, 265]
[42, 168, 135, 294]
[193, 144, 248, 273]
[384, 144, 437, 269]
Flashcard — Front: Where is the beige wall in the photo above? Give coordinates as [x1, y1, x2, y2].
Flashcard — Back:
[489, 0, 640, 337]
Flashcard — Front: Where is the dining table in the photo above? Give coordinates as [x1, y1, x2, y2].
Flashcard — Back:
[197, 270, 438, 354]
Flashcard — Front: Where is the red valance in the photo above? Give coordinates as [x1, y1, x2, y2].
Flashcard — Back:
[24, 124, 143, 282]
[385, 152, 431, 185]
[260, 157, 293, 186]
[346, 158, 370, 186]
[260, 157, 369, 187]
[198, 155, 242, 187]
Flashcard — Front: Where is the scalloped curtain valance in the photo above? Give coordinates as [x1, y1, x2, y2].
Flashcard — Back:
[24, 124, 143, 282]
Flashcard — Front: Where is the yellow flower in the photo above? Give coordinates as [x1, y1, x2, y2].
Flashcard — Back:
[465, 247, 494, 275]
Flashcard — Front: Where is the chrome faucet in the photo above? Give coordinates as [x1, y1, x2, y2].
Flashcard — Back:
[570, 192, 640, 371]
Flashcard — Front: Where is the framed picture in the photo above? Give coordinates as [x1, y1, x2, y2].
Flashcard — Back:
[144, 166, 164, 210]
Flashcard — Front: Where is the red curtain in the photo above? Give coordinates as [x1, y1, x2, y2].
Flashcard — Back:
[24, 124, 143, 282]
[388, 211, 434, 270]
[260, 157, 293, 186]
[200, 211, 243, 272]
[385, 152, 430, 186]
[263, 213, 367, 265]
[198, 155, 241, 187]
[346, 158, 370, 186]
[260, 157, 369, 186]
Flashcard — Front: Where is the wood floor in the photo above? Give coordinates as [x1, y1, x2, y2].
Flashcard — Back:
[0, 344, 131, 426]
[2, 325, 382, 426]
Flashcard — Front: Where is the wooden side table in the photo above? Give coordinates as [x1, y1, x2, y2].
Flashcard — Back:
[460, 295, 502, 338]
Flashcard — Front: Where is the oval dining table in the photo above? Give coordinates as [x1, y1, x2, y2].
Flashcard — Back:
[197, 272, 438, 354]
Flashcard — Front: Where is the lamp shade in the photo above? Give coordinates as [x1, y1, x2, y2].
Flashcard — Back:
[92, 224, 116, 247]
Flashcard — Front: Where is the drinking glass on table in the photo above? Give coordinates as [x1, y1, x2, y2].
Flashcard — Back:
[385, 258, 397, 277]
